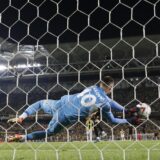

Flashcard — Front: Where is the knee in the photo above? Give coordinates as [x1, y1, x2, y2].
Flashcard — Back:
[47, 123, 62, 135]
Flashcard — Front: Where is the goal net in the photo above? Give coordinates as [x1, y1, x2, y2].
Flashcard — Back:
[0, 0, 160, 159]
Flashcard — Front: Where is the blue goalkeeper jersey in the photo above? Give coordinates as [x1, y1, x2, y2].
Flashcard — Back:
[24, 85, 128, 124]
[24, 85, 128, 140]
[60, 85, 127, 123]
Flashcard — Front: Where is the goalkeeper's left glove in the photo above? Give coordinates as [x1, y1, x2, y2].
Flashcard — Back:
[7, 117, 23, 124]
[125, 107, 140, 117]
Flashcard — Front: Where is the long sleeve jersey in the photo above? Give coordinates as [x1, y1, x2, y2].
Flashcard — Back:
[60, 85, 128, 124]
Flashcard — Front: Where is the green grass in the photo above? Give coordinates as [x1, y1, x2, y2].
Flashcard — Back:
[0, 140, 160, 160]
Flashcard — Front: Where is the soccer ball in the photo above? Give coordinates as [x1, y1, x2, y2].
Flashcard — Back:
[136, 103, 151, 118]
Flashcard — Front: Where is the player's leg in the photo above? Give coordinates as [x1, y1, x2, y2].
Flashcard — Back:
[8, 101, 63, 142]
[26, 121, 62, 140]
[96, 123, 103, 132]
[89, 129, 93, 142]
[8, 131, 47, 142]
[86, 130, 89, 142]
[96, 123, 106, 138]
[94, 125, 100, 142]
[94, 126, 99, 137]
[27, 110, 69, 140]
[8, 113, 63, 141]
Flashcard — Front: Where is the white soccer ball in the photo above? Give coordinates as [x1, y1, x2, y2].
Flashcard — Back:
[136, 103, 151, 118]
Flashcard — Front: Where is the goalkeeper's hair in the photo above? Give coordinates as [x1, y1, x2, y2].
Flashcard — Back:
[103, 76, 114, 86]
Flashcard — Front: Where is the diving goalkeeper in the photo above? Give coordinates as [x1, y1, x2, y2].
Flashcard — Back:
[7, 76, 142, 142]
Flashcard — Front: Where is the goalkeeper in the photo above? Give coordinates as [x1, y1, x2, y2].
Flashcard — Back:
[8, 76, 142, 142]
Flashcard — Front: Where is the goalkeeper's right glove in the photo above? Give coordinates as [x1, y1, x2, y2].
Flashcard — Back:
[7, 117, 23, 124]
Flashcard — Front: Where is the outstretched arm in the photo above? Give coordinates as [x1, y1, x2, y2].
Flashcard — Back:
[109, 100, 124, 112]
[102, 107, 142, 125]
[21, 100, 45, 117]
[103, 111, 128, 124]
[8, 100, 44, 123]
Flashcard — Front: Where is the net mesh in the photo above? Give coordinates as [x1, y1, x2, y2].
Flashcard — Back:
[0, 0, 160, 159]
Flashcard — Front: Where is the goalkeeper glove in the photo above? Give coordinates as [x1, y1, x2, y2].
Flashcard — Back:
[125, 107, 140, 117]
[7, 117, 23, 124]
[127, 116, 143, 125]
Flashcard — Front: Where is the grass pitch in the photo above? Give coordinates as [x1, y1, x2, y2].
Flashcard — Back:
[0, 140, 160, 160]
